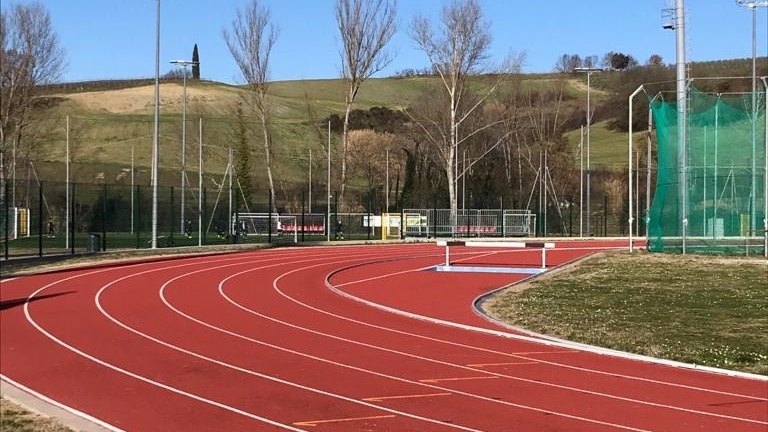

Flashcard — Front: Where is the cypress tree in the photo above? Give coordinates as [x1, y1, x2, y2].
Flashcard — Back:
[192, 44, 200, 79]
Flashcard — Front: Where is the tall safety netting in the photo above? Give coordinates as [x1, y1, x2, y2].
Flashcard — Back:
[648, 87, 767, 254]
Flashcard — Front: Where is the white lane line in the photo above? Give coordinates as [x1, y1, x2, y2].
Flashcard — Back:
[9, 246, 764, 432]
[95, 253, 487, 432]
[160, 257, 657, 432]
[18, 255, 313, 432]
[254, 260, 767, 427]
[324, 256, 768, 397]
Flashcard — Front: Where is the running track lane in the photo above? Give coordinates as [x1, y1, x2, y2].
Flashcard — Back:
[0, 243, 765, 431]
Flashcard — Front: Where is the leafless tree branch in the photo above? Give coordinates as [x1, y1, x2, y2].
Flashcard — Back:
[335, 0, 396, 209]
[223, 0, 279, 210]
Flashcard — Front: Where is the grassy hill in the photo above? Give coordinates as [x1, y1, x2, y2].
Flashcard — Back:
[28, 74, 630, 190]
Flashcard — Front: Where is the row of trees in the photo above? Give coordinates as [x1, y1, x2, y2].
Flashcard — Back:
[554, 52, 666, 73]
[0, 0, 637, 233]
[7, 0, 708, 236]
[225, 0, 534, 226]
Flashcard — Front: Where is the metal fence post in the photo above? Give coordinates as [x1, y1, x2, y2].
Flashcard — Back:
[136, 185, 141, 249]
[102, 184, 107, 251]
[169, 186, 175, 246]
[3, 182, 8, 260]
[202, 187, 207, 246]
[70, 183, 76, 255]
[367, 191, 372, 240]
[38, 182, 43, 257]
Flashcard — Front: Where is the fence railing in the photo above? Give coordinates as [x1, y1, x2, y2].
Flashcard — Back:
[2, 180, 637, 259]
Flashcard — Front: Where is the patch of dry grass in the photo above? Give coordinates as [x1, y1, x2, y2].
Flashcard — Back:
[1, 398, 74, 432]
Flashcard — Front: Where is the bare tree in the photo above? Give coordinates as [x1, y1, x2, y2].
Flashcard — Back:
[346, 129, 398, 195]
[335, 0, 396, 209]
[554, 53, 581, 73]
[0, 2, 64, 199]
[409, 0, 523, 229]
[582, 55, 599, 69]
[223, 0, 278, 210]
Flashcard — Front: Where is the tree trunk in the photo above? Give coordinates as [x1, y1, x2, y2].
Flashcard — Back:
[339, 98, 353, 211]
[261, 117, 276, 213]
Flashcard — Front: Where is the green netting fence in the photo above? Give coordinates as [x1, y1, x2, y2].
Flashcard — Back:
[648, 87, 767, 255]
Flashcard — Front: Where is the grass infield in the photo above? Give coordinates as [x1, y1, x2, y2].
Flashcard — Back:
[484, 251, 768, 376]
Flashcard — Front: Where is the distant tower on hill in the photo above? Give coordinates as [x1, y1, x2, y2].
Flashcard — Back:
[192, 44, 200, 80]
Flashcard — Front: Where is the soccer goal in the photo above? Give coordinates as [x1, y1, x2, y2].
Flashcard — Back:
[503, 210, 535, 237]
[232, 213, 298, 242]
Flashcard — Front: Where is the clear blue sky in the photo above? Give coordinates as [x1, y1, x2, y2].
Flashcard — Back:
[5, 0, 766, 84]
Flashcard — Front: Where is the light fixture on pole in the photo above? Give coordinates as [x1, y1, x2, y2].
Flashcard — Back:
[170, 59, 198, 236]
[575, 67, 602, 236]
[151, 0, 161, 249]
[736, 0, 767, 240]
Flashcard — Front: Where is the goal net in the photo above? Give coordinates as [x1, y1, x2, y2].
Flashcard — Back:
[233, 213, 298, 242]
[503, 210, 535, 237]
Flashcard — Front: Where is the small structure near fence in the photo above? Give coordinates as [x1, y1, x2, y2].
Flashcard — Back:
[232, 209, 537, 242]
[2, 207, 31, 240]
[399, 209, 535, 239]
[231, 213, 302, 242]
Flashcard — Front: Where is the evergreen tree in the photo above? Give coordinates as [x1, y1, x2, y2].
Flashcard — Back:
[233, 102, 252, 206]
[192, 44, 200, 79]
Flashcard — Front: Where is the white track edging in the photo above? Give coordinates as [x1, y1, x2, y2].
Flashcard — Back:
[1, 375, 123, 432]
[325, 261, 768, 383]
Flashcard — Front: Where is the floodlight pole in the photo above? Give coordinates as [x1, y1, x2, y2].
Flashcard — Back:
[575, 67, 601, 236]
[579, 126, 584, 237]
[327, 121, 331, 242]
[170, 59, 198, 235]
[198, 117, 203, 247]
[736, 1, 767, 244]
[65, 116, 70, 250]
[150, 0, 161, 249]
[663, 0, 689, 253]
[763, 76, 768, 258]
[628, 85, 646, 253]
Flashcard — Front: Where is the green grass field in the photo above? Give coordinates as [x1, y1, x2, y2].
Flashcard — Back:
[485, 251, 768, 375]
[562, 120, 639, 169]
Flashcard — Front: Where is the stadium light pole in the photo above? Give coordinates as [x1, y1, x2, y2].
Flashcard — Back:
[170, 59, 198, 235]
[327, 121, 331, 242]
[762, 76, 767, 258]
[736, 1, 767, 241]
[150, 0, 161, 249]
[198, 117, 203, 247]
[575, 67, 601, 236]
[662, 0, 688, 252]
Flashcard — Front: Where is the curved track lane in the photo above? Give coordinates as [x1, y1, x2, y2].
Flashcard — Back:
[1, 242, 766, 431]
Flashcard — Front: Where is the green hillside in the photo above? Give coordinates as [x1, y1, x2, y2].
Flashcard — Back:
[30, 74, 627, 189]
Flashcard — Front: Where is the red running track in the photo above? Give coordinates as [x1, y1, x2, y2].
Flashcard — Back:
[1, 241, 766, 432]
